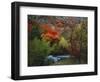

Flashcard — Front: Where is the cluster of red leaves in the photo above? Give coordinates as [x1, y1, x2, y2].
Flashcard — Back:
[41, 24, 60, 41]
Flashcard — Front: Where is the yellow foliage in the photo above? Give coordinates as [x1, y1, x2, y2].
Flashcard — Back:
[59, 37, 68, 48]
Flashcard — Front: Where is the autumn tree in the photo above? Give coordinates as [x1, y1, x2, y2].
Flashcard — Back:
[65, 17, 87, 64]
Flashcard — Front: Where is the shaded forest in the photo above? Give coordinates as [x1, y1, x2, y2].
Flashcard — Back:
[28, 15, 88, 66]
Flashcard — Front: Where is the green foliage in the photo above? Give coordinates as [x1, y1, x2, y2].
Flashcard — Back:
[28, 38, 56, 66]
[29, 25, 41, 40]
[51, 43, 61, 54]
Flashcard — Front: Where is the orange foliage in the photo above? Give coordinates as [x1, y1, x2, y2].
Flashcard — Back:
[40, 24, 60, 41]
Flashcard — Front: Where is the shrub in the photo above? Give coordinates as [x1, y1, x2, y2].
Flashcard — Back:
[28, 38, 55, 66]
